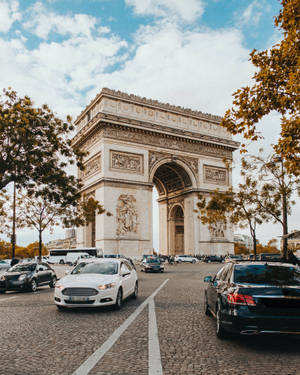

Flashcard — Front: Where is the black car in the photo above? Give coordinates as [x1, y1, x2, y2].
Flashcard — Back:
[203, 255, 223, 263]
[204, 261, 300, 339]
[0, 262, 57, 293]
[141, 257, 164, 273]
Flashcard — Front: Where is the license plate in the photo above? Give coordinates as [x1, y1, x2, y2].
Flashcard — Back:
[67, 296, 90, 302]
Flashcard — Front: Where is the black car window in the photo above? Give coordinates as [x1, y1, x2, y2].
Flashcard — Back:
[8, 264, 36, 272]
[234, 264, 300, 285]
[146, 258, 160, 263]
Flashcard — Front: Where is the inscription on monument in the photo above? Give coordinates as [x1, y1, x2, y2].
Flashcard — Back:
[110, 150, 144, 174]
[79, 152, 101, 180]
[203, 165, 228, 185]
[116, 194, 138, 235]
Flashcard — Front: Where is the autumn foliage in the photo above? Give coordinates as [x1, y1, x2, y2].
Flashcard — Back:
[221, 0, 300, 175]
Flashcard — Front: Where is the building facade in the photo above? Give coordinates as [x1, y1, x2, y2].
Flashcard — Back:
[72, 89, 239, 257]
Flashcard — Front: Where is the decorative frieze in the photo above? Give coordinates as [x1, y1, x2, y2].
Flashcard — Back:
[110, 150, 144, 175]
[203, 165, 228, 185]
[79, 152, 101, 180]
[116, 194, 138, 235]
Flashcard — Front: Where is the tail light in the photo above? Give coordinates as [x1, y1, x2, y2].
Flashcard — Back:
[227, 293, 256, 306]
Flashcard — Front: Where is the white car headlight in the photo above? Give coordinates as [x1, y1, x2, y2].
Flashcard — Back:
[98, 282, 116, 290]
[18, 274, 27, 281]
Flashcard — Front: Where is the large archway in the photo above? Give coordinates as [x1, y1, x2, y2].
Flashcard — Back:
[151, 160, 194, 255]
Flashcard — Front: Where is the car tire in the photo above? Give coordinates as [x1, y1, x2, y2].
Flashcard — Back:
[115, 288, 123, 310]
[132, 282, 138, 299]
[216, 302, 228, 339]
[204, 293, 212, 316]
[160, 269, 164, 273]
[57, 305, 66, 311]
[49, 276, 57, 288]
[192, 260, 196, 264]
[59, 259, 64, 264]
[29, 279, 37, 292]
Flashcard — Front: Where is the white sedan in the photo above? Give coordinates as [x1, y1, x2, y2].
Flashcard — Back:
[54, 258, 138, 310]
[175, 255, 198, 263]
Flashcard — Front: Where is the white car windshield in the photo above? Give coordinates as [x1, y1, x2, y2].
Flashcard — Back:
[71, 262, 118, 275]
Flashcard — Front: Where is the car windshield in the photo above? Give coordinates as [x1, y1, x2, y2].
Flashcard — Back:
[71, 262, 118, 275]
[8, 264, 36, 272]
[234, 264, 300, 286]
[146, 258, 160, 263]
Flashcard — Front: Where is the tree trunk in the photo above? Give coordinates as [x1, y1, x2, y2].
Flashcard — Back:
[253, 233, 257, 260]
[38, 230, 42, 262]
[282, 189, 288, 259]
[11, 182, 16, 259]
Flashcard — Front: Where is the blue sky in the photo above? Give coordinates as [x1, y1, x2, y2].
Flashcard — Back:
[1, 0, 297, 249]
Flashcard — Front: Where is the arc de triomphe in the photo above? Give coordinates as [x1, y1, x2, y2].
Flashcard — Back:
[72, 88, 239, 257]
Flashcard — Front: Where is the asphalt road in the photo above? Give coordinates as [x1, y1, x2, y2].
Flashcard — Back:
[0, 263, 300, 375]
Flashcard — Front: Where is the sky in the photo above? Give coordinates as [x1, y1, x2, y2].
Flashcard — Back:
[0, 0, 298, 249]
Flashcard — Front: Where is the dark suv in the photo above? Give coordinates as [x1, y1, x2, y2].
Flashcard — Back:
[204, 261, 300, 338]
[0, 262, 57, 293]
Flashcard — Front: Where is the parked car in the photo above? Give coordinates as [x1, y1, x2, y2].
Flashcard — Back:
[224, 255, 243, 263]
[204, 261, 300, 339]
[203, 255, 224, 263]
[175, 255, 198, 263]
[0, 262, 57, 293]
[0, 260, 10, 271]
[258, 253, 281, 261]
[141, 257, 164, 272]
[54, 258, 138, 310]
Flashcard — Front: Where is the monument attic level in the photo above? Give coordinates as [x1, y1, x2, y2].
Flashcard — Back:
[72, 88, 239, 257]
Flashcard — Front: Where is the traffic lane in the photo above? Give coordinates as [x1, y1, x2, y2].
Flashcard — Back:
[0, 269, 171, 375]
[156, 263, 300, 375]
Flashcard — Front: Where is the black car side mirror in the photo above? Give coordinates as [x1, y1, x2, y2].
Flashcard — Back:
[204, 276, 212, 283]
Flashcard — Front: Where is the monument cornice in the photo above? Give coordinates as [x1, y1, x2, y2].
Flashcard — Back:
[75, 88, 223, 126]
[72, 113, 239, 152]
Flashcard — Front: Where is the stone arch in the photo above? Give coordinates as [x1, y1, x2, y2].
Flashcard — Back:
[149, 157, 197, 197]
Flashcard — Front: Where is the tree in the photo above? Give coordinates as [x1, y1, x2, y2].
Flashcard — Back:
[0, 88, 86, 205]
[221, 0, 300, 175]
[196, 181, 265, 259]
[18, 193, 109, 261]
[242, 152, 300, 259]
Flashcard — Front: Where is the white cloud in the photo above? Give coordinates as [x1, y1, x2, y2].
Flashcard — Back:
[23, 2, 98, 39]
[238, 0, 266, 27]
[92, 22, 253, 116]
[125, 0, 204, 23]
[0, 0, 20, 32]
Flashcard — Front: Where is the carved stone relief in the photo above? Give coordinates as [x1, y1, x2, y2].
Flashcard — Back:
[116, 194, 138, 235]
[79, 153, 101, 180]
[110, 150, 144, 174]
[203, 165, 228, 185]
[209, 221, 225, 239]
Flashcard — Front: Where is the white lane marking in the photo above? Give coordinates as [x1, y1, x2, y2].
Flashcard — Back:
[149, 298, 163, 375]
[72, 279, 169, 375]
[0, 296, 18, 302]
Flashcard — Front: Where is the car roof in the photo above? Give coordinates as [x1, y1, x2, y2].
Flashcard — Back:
[78, 258, 123, 264]
[232, 261, 298, 268]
